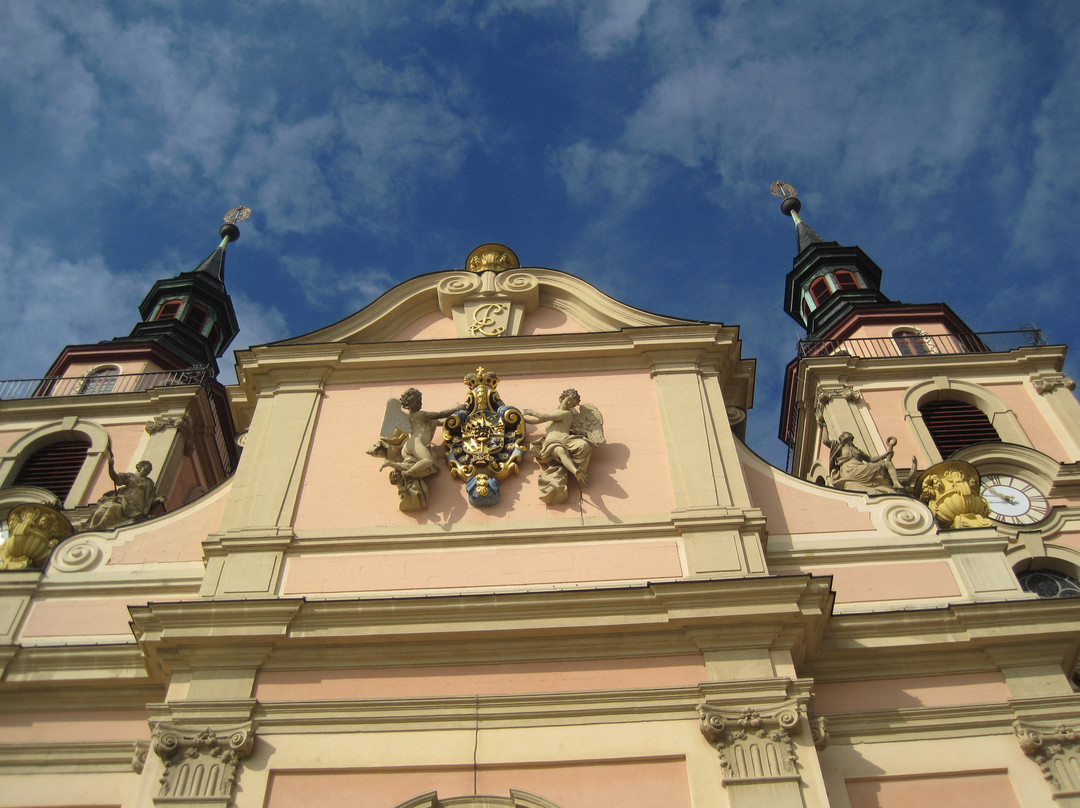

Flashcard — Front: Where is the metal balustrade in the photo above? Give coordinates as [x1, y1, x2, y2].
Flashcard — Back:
[784, 328, 1048, 470]
[796, 328, 1045, 359]
[0, 366, 234, 474]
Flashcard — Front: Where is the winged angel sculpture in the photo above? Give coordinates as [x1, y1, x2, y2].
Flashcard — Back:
[523, 389, 605, 504]
[368, 388, 462, 511]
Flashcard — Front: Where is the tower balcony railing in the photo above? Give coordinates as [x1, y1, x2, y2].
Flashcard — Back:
[796, 328, 1046, 360]
[0, 366, 235, 475]
[0, 367, 214, 400]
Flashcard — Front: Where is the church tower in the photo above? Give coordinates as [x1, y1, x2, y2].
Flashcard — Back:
[0, 214, 244, 524]
[776, 183, 1080, 532]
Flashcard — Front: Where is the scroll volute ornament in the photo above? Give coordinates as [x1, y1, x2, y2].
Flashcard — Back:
[698, 702, 802, 782]
[0, 503, 73, 570]
[917, 461, 993, 529]
[1014, 720, 1080, 797]
[151, 723, 254, 806]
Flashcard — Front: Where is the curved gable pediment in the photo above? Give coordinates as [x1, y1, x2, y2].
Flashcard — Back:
[276, 259, 697, 347]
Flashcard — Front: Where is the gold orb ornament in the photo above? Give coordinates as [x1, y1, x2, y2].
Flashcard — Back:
[223, 206, 252, 224]
[770, 181, 797, 199]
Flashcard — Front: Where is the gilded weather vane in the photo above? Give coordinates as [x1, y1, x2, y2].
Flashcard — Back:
[770, 181, 797, 199]
[223, 206, 252, 224]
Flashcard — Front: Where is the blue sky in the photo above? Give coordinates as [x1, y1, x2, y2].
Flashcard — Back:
[2, 0, 1078, 467]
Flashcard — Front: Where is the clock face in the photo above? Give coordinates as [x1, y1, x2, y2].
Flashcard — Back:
[981, 474, 1049, 525]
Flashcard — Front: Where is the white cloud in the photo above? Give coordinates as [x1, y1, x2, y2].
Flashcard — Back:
[1012, 14, 1080, 263]
[0, 242, 145, 379]
[280, 254, 393, 315]
[580, 0, 654, 55]
[0, 4, 102, 161]
[551, 142, 656, 207]
[551, 1, 1028, 213]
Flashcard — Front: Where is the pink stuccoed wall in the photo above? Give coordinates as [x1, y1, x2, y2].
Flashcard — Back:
[858, 388, 925, 468]
[813, 672, 1009, 714]
[990, 381, 1070, 461]
[108, 481, 230, 565]
[19, 594, 186, 640]
[778, 561, 961, 604]
[846, 771, 1021, 808]
[254, 654, 707, 701]
[293, 369, 674, 530]
[84, 422, 147, 504]
[281, 540, 683, 595]
[743, 465, 875, 537]
[265, 758, 692, 808]
[0, 709, 149, 744]
[0, 429, 20, 457]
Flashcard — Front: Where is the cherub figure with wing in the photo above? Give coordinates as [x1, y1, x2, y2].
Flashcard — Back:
[523, 389, 605, 504]
[368, 388, 463, 511]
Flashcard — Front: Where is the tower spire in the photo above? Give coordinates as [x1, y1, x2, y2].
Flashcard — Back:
[121, 207, 249, 375]
[772, 182, 890, 337]
[771, 181, 825, 254]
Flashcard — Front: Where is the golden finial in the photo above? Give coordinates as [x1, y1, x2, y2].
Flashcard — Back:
[770, 181, 797, 199]
[223, 205, 252, 224]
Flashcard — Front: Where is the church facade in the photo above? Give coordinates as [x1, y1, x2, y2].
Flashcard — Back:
[2, 199, 1080, 808]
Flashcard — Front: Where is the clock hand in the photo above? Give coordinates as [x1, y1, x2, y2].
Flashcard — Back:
[987, 488, 1017, 504]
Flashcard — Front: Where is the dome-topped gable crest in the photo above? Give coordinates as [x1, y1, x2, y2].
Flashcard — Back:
[277, 243, 696, 345]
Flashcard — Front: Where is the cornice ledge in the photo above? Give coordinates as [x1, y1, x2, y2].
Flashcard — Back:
[289, 515, 680, 551]
[204, 528, 296, 554]
[149, 698, 258, 726]
[1009, 694, 1080, 722]
[0, 740, 146, 773]
[671, 507, 768, 530]
[697, 676, 812, 706]
[282, 577, 833, 640]
[0, 682, 164, 712]
[253, 687, 702, 730]
[132, 597, 303, 630]
[820, 599, 1080, 652]
[821, 702, 1017, 741]
[130, 599, 304, 654]
[1, 643, 151, 683]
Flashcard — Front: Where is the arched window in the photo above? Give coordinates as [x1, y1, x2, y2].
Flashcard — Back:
[809, 277, 831, 305]
[79, 366, 120, 394]
[893, 327, 932, 356]
[392, 791, 563, 808]
[185, 304, 209, 332]
[155, 299, 183, 320]
[833, 269, 860, 290]
[12, 438, 92, 501]
[1018, 569, 1080, 599]
[0, 420, 111, 509]
[920, 399, 1001, 458]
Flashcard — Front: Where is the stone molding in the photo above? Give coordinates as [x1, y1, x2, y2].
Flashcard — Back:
[145, 415, 195, 455]
[698, 700, 803, 784]
[436, 269, 541, 338]
[1030, 372, 1076, 395]
[814, 384, 861, 423]
[151, 722, 254, 807]
[49, 535, 105, 572]
[0, 740, 149, 774]
[1015, 719, 1080, 798]
[394, 790, 563, 808]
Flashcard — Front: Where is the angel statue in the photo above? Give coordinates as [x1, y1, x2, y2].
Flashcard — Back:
[523, 389, 605, 504]
[368, 388, 462, 511]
